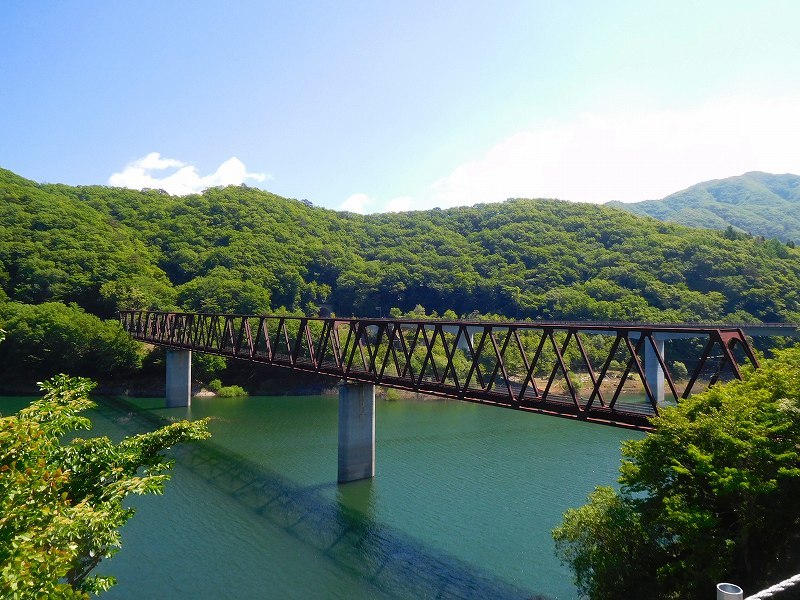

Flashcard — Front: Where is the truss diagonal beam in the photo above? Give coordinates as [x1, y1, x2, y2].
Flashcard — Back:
[119, 311, 760, 431]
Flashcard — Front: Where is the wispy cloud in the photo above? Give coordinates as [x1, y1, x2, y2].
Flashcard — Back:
[427, 95, 800, 207]
[339, 193, 414, 214]
[340, 192, 372, 213]
[385, 196, 413, 213]
[108, 153, 270, 195]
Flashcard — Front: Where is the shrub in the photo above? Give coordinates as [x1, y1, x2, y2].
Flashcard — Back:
[216, 384, 247, 397]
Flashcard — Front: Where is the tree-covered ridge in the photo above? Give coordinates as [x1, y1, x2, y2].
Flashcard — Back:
[0, 169, 174, 315]
[40, 178, 358, 314]
[1, 166, 800, 329]
[359, 200, 800, 322]
[609, 171, 800, 243]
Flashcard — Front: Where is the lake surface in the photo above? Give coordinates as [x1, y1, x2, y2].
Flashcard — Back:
[2, 392, 643, 599]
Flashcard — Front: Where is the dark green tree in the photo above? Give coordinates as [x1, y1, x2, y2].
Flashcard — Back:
[176, 269, 271, 314]
[553, 346, 800, 599]
[0, 302, 141, 384]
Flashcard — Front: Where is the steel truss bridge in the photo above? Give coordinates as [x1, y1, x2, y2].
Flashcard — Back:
[119, 310, 766, 431]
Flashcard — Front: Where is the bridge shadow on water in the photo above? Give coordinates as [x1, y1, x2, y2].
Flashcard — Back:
[99, 396, 554, 600]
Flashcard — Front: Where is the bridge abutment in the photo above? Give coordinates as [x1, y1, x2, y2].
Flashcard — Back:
[338, 382, 375, 483]
[166, 349, 192, 407]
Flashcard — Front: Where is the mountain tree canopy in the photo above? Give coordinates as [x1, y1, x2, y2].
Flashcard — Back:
[1, 167, 799, 384]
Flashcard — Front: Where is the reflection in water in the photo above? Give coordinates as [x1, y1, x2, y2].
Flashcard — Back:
[102, 396, 546, 599]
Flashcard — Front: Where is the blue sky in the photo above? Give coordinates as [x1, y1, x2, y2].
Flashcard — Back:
[2, 1, 799, 212]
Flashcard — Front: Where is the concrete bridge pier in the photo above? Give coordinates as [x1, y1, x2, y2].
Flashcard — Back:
[338, 382, 375, 483]
[456, 333, 474, 351]
[644, 336, 665, 404]
[166, 349, 192, 408]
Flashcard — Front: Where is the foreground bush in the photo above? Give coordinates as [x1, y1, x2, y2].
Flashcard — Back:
[553, 346, 800, 599]
[0, 375, 209, 597]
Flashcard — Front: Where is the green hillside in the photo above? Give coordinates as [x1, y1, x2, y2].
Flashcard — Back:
[2, 166, 800, 323]
[609, 172, 800, 243]
[2, 166, 800, 384]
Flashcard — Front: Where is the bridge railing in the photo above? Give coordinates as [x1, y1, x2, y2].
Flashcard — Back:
[119, 311, 759, 430]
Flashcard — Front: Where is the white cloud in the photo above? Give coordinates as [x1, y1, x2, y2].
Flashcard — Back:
[339, 193, 414, 214]
[385, 196, 413, 212]
[428, 96, 800, 207]
[108, 153, 269, 195]
[340, 192, 372, 213]
[135, 152, 185, 171]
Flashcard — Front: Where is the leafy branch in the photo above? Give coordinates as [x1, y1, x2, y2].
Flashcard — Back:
[0, 373, 210, 598]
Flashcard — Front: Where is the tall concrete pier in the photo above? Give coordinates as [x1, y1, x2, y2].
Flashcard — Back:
[644, 335, 665, 404]
[338, 382, 375, 483]
[166, 349, 192, 407]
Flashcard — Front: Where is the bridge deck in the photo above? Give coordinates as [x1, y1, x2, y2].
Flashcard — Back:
[119, 311, 761, 431]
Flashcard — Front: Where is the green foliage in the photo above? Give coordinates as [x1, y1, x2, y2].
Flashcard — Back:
[176, 268, 271, 314]
[206, 378, 247, 397]
[0, 302, 141, 384]
[98, 276, 176, 314]
[671, 360, 688, 380]
[613, 171, 800, 244]
[193, 354, 227, 383]
[356, 199, 800, 322]
[0, 374, 210, 597]
[216, 384, 248, 397]
[0, 169, 174, 317]
[3, 167, 800, 385]
[383, 388, 403, 401]
[553, 346, 800, 599]
[553, 487, 655, 599]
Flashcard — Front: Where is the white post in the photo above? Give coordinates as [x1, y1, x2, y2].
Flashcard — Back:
[338, 382, 375, 483]
[166, 350, 192, 408]
[644, 335, 665, 404]
[716, 582, 743, 599]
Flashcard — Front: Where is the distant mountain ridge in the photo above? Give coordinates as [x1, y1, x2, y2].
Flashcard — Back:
[608, 172, 800, 243]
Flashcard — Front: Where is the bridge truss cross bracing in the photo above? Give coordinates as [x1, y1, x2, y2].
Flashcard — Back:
[119, 311, 759, 431]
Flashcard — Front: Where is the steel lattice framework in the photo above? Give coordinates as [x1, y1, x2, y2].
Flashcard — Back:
[119, 311, 759, 430]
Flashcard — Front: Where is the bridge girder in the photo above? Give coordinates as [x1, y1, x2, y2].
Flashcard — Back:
[119, 311, 760, 431]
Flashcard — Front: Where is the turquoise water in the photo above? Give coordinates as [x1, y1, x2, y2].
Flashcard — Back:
[2, 394, 642, 599]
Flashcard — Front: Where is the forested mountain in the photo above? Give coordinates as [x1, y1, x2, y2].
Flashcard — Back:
[609, 172, 800, 243]
[1, 166, 800, 385]
[2, 166, 800, 323]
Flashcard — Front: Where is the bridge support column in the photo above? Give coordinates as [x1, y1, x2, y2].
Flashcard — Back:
[644, 336, 665, 404]
[456, 333, 474, 351]
[338, 382, 375, 483]
[166, 350, 192, 408]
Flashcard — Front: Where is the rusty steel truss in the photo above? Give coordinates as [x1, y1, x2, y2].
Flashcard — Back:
[119, 311, 759, 430]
